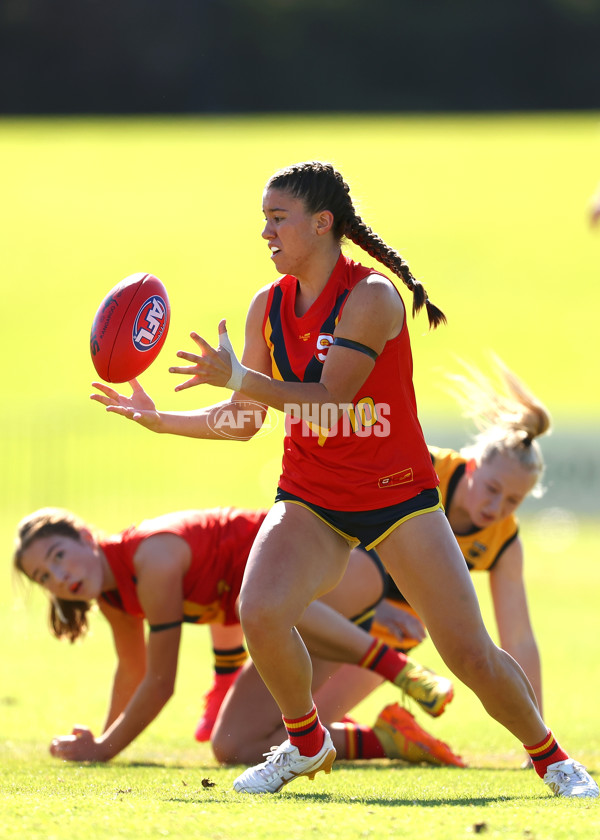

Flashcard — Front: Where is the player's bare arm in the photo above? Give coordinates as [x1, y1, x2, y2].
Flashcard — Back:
[50, 536, 189, 762]
[99, 600, 147, 729]
[171, 276, 403, 415]
[489, 538, 543, 714]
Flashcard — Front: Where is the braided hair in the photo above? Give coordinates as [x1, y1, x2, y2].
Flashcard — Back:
[13, 507, 95, 643]
[266, 161, 446, 329]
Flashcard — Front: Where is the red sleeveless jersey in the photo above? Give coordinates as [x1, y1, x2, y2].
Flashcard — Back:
[262, 254, 438, 511]
[100, 508, 266, 625]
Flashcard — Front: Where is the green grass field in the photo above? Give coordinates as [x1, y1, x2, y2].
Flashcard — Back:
[1, 114, 599, 837]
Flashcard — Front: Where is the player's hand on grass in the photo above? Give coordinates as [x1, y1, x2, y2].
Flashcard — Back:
[90, 379, 162, 430]
[49, 725, 107, 762]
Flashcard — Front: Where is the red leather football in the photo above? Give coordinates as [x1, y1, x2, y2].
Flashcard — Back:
[90, 273, 170, 383]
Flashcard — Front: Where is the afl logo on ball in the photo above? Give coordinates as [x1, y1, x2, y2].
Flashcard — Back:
[132, 296, 168, 352]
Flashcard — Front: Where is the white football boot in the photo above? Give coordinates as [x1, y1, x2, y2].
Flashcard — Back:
[543, 758, 599, 798]
[233, 729, 336, 794]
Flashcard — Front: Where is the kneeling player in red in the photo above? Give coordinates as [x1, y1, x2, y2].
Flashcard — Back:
[14, 505, 456, 766]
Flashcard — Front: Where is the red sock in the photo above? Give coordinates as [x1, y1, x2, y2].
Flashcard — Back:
[283, 704, 325, 757]
[341, 722, 386, 759]
[523, 730, 569, 778]
[358, 639, 408, 682]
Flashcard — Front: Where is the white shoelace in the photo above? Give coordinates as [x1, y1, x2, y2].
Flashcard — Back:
[548, 760, 596, 791]
[257, 743, 295, 779]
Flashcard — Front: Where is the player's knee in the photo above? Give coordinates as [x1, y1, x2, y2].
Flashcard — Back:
[238, 593, 289, 645]
[211, 727, 239, 765]
[446, 641, 497, 689]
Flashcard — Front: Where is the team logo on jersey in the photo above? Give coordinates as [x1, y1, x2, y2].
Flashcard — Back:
[132, 295, 168, 351]
[315, 333, 334, 362]
[378, 468, 413, 488]
[468, 541, 487, 559]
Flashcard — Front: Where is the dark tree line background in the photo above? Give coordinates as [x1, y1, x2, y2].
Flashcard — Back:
[1, 0, 599, 114]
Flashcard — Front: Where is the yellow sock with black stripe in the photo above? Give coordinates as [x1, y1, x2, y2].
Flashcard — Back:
[283, 704, 326, 757]
[213, 645, 248, 675]
[524, 730, 569, 778]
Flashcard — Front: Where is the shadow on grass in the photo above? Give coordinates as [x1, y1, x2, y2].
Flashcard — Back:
[163, 790, 538, 806]
[335, 760, 531, 773]
[289, 792, 534, 806]
[67, 760, 216, 771]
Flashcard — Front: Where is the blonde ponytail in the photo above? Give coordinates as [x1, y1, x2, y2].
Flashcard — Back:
[447, 355, 551, 496]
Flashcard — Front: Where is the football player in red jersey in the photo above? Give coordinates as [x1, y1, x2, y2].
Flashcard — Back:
[91, 162, 597, 798]
[196, 358, 552, 771]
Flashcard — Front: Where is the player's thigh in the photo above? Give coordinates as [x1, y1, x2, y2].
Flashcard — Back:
[240, 501, 351, 624]
[376, 509, 492, 662]
[319, 547, 385, 619]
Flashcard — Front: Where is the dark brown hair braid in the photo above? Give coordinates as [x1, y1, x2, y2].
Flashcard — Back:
[267, 161, 446, 329]
[345, 216, 446, 328]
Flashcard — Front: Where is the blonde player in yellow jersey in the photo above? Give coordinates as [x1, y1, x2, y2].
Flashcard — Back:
[314, 356, 551, 764]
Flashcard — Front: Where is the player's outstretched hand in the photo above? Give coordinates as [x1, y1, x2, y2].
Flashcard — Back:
[49, 725, 106, 762]
[170, 319, 236, 392]
[90, 379, 162, 431]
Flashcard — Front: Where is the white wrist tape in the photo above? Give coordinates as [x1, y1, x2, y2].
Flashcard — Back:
[219, 329, 249, 392]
